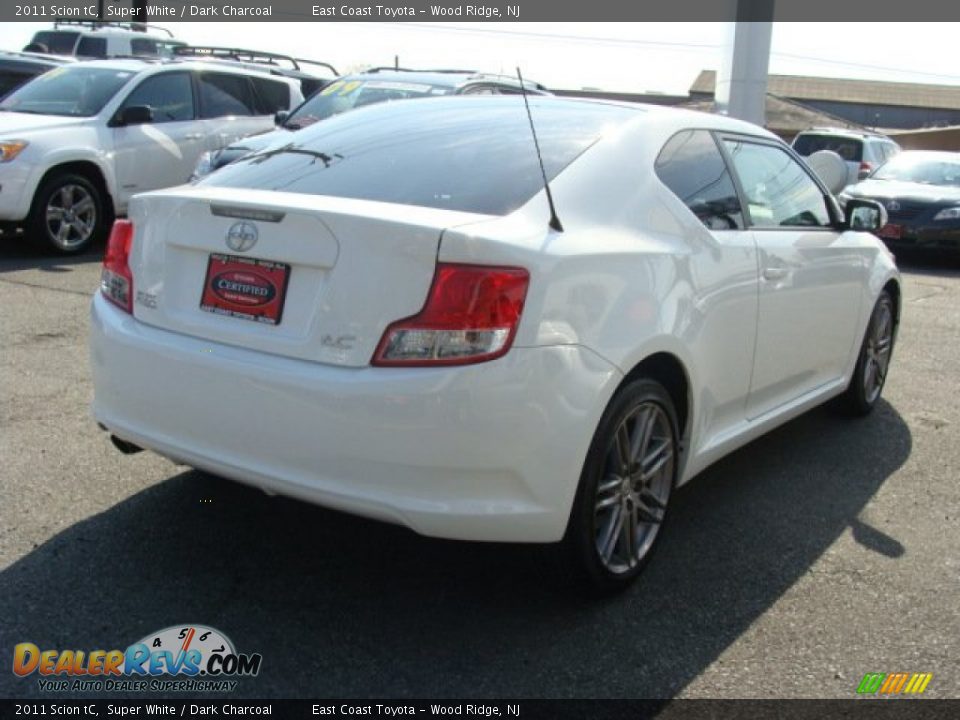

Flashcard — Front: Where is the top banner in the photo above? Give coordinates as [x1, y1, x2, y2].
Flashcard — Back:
[7, 0, 960, 22]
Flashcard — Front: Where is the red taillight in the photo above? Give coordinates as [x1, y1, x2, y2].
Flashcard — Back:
[860, 161, 875, 174]
[100, 219, 134, 313]
[373, 263, 530, 367]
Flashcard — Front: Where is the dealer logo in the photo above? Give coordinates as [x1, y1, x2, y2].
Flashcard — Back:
[226, 221, 258, 253]
[13, 624, 262, 693]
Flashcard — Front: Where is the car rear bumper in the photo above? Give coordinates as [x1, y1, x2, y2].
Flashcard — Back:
[90, 294, 622, 543]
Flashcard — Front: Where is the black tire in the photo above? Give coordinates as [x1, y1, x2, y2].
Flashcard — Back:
[28, 172, 108, 255]
[553, 378, 680, 593]
[838, 290, 896, 416]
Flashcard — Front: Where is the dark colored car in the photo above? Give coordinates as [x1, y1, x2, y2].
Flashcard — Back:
[841, 150, 960, 257]
[0, 51, 73, 99]
[192, 68, 550, 178]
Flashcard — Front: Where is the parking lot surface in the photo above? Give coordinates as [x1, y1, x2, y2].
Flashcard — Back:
[1, 240, 958, 699]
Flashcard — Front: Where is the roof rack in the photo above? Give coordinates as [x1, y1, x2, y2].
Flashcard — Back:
[173, 46, 337, 76]
[52, 19, 175, 38]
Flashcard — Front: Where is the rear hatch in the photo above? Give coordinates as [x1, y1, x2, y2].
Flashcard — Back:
[127, 187, 492, 367]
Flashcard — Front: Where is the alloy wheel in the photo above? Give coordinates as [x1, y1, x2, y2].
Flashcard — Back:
[45, 184, 97, 251]
[863, 299, 894, 404]
[594, 401, 675, 574]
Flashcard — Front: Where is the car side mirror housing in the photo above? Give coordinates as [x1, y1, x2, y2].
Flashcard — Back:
[274, 110, 289, 126]
[845, 198, 888, 233]
[115, 105, 153, 126]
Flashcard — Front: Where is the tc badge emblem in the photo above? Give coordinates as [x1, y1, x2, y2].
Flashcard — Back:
[885, 200, 900, 212]
[226, 221, 258, 252]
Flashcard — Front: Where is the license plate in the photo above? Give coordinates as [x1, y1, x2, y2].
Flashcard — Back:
[878, 223, 902, 240]
[200, 253, 290, 325]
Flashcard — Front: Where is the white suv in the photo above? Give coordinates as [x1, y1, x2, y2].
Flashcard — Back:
[24, 22, 186, 58]
[792, 128, 901, 189]
[0, 59, 303, 253]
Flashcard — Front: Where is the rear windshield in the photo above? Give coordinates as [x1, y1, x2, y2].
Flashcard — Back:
[0, 66, 134, 117]
[203, 98, 637, 216]
[30, 32, 80, 55]
[282, 77, 457, 130]
[792, 134, 863, 162]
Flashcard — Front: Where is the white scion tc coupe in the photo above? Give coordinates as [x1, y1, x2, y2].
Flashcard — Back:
[90, 97, 900, 590]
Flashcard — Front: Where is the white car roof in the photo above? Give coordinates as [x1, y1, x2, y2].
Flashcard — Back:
[64, 57, 300, 83]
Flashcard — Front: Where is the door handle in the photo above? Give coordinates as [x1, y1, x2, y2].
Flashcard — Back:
[762, 267, 789, 281]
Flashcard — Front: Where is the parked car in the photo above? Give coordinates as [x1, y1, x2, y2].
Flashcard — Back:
[792, 127, 900, 188]
[840, 150, 960, 257]
[0, 58, 304, 253]
[192, 68, 549, 179]
[90, 98, 899, 590]
[23, 20, 186, 58]
[0, 51, 74, 99]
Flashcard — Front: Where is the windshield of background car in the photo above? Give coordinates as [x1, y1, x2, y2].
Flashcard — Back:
[283, 77, 457, 129]
[203, 98, 637, 215]
[792, 134, 864, 162]
[872, 155, 960, 186]
[0, 66, 135, 116]
[30, 31, 80, 55]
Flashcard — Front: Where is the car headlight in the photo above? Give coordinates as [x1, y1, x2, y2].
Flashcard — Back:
[933, 207, 960, 221]
[191, 150, 218, 182]
[0, 140, 28, 163]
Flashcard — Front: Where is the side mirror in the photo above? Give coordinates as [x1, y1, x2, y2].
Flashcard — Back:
[274, 110, 289, 126]
[845, 198, 888, 233]
[115, 105, 153, 126]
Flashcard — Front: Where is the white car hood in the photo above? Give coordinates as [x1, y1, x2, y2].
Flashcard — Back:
[0, 111, 89, 135]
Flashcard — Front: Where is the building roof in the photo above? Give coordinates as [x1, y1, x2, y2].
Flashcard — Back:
[690, 70, 960, 112]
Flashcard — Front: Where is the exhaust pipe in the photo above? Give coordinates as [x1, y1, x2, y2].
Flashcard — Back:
[110, 435, 144, 455]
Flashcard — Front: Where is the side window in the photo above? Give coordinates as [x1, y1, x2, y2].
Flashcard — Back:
[655, 129, 744, 231]
[198, 73, 257, 118]
[130, 38, 158, 56]
[76, 37, 107, 58]
[723, 139, 831, 228]
[121, 73, 194, 123]
[249, 77, 290, 114]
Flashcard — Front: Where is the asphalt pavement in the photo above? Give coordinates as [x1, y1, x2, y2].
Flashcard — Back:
[1, 239, 958, 699]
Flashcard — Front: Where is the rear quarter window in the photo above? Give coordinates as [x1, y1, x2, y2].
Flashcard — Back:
[198, 73, 257, 117]
[203, 99, 637, 216]
[131, 38, 159, 55]
[655, 129, 744, 230]
[76, 37, 107, 58]
[250, 77, 290, 114]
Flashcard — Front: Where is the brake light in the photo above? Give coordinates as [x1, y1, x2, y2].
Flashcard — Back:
[373, 263, 530, 366]
[859, 161, 875, 175]
[100, 219, 134, 313]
